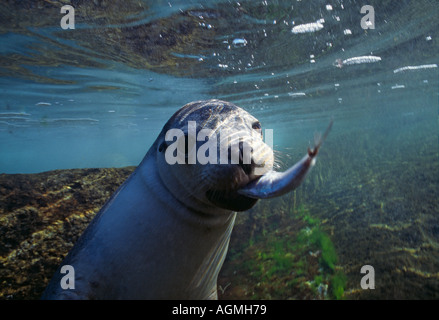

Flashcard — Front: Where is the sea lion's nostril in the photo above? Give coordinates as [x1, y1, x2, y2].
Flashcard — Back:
[240, 163, 253, 175]
[238, 141, 253, 175]
[227, 142, 254, 175]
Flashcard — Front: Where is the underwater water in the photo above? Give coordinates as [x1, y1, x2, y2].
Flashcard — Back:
[0, 0, 438, 299]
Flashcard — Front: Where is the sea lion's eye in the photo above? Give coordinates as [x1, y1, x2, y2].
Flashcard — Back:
[252, 121, 262, 137]
[252, 122, 261, 130]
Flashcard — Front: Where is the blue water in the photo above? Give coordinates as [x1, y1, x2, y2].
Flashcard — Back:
[1, 0, 435, 174]
[1, 68, 208, 172]
[0, 0, 438, 299]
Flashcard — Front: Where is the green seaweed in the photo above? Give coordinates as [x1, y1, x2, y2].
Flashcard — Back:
[292, 205, 345, 298]
[310, 228, 338, 271]
[220, 201, 346, 299]
[293, 205, 338, 271]
[331, 271, 347, 300]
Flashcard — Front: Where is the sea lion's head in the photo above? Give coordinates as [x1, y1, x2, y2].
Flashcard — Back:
[155, 100, 274, 213]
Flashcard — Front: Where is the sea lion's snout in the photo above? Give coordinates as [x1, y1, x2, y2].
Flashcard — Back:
[227, 136, 273, 181]
[201, 134, 273, 212]
[201, 120, 274, 212]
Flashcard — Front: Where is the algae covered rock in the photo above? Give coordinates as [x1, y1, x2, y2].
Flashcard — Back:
[0, 167, 135, 299]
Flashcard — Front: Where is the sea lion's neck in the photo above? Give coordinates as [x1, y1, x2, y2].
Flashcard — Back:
[132, 150, 236, 299]
[137, 150, 234, 228]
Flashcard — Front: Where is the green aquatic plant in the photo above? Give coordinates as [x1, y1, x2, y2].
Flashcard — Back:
[330, 271, 347, 300]
[310, 228, 338, 271]
[307, 274, 325, 296]
[292, 204, 338, 271]
[292, 205, 345, 298]
[303, 214, 320, 227]
[313, 274, 323, 287]
[259, 240, 295, 279]
[227, 201, 346, 299]
[295, 203, 308, 218]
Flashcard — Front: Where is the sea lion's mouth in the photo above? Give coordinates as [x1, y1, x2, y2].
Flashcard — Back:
[205, 188, 258, 212]
[237, 119, 333, 199]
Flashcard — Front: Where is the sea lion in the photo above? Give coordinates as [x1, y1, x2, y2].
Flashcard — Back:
[41, 99, 331, 300]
